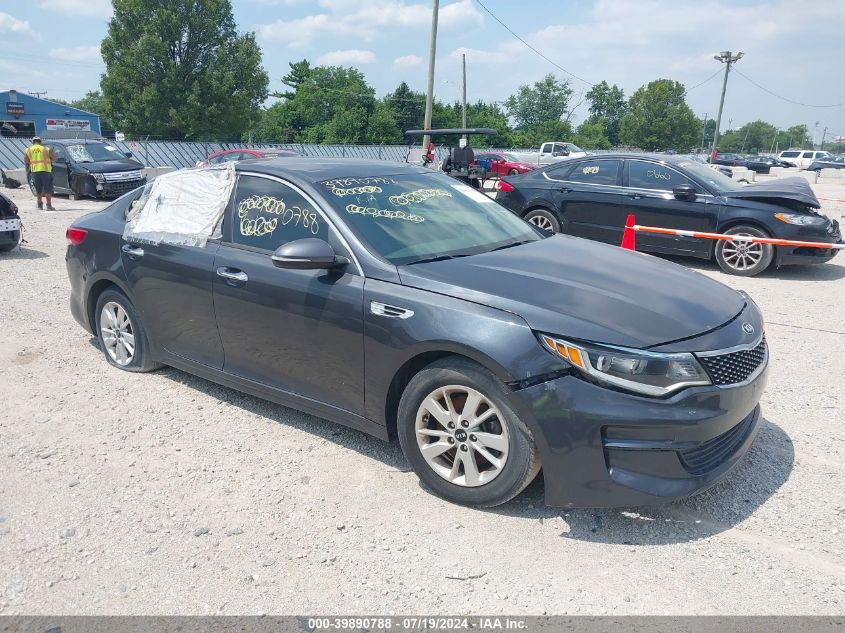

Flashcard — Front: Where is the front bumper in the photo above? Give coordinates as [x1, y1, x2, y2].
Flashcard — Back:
[510, 365, 767, 508]
[78, 174, 146, 199]
[774, 218, 842, 266]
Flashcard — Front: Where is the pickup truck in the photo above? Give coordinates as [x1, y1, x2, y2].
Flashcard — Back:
[537, 142, 587, 164]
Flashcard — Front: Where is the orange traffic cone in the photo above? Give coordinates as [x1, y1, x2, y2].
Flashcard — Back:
[621, 214, 636, 250]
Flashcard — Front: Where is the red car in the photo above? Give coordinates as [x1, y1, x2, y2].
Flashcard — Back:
[196, 148, 300, 167]
[473, 152, 536, 177]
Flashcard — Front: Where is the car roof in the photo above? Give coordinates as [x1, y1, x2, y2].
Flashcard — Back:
[546, 153, 698, 165]
[235, 157, 432, 181]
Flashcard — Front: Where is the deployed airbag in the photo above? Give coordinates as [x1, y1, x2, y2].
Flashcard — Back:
[123, 165, 236, 246]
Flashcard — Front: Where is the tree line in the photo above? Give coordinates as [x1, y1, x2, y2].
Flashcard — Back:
[65, 0, 838, 154]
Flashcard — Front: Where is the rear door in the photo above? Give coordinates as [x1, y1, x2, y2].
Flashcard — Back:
[543, 158, 626, 244]
[121, 237, 224, 369]
[623, 159, 719, 257]
[212, 173, 366, 416]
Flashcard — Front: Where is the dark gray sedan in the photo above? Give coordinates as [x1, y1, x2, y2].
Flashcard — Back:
[65, 159, 768, 508]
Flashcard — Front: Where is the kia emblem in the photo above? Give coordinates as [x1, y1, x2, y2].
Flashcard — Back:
[742, 323, 755, 335]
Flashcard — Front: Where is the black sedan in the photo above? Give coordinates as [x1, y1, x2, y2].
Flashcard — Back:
[806, 156, 845, 171]
[496, 153, 841, 276]
[67, 159, 769, 508]
[738, 155, 794, 174]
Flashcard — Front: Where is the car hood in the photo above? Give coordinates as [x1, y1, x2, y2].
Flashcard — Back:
[398, 235, 745, 349]
[722, 176, 820, 209]
[75, 158, 144, 174]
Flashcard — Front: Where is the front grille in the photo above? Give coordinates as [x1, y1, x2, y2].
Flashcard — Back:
[679, 411, 755, 475]
[103, 170, 143, 182]
[698, 337, 767, 386]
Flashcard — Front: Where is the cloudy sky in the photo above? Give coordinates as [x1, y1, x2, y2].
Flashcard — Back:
[2, 0, 844, 138]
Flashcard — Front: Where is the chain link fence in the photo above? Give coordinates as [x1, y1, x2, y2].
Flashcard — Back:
[0, 139, 472, 170]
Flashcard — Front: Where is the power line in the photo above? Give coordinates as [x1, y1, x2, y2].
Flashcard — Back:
[472, 0, 594, 86]
[734, 69, 845, 108]
[687, 68, 723, 92]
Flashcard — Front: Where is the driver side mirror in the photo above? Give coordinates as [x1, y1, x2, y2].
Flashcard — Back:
[673, 184, 697, 201]
[125, 151, 133, 158]
[271, 238, 349, 270]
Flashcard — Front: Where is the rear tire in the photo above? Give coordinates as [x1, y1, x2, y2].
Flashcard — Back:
[508, 168, 519, 176]
[0, 232, 20, 252]
[95, 289, 161, 372]
[714, 224, 774, 277]
[524, 208, 560, 233]
[397, 358, 541, 508]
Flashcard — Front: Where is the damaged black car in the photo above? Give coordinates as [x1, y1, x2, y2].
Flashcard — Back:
[27, 139, 146, 200]
[495, 153, 842, 276]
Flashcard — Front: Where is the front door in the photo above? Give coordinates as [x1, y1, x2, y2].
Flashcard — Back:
[212, 173, 366, 416]
[623, 159, 719, 257]
[50, 145, 71, 192]
[121, 239, 224, 369]
[545, 158, 627, 244]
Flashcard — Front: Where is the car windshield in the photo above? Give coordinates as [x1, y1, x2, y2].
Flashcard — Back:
[674, 159, 744, 192]
[502, 153, 524, 162]
[66, 143, 126, 163]
[563, 143, 583, 153]
[317, 173, 541, 265]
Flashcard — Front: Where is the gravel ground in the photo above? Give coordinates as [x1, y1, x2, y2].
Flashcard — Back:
[1, 183, 844, 615]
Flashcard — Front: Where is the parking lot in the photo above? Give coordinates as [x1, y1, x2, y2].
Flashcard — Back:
[0, 182, 843, 615]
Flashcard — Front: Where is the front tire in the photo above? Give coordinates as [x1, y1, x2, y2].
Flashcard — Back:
[508, 168, 519, 176]
[95, 289, 161, 372]
[714, 224, 774, 276]
[397, 358, 541, 508]
[524, 208, 560, 233]
[28, 173, 36, 196]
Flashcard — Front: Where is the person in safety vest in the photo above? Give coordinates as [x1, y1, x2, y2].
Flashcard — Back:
[24, 136, 57, 210]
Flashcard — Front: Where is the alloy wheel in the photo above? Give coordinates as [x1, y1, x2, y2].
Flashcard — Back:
[415, 385, 510, 487]
[99, 301, 136, 366]
[528, 215, 554, 232]
[721, 234, 763, 272]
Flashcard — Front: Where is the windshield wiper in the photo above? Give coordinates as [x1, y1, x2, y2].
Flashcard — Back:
[407, 253, 473, 265]
[487, 240, 533, 253]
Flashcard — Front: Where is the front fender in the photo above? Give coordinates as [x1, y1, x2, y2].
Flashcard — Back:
[362, 278, 563, 457]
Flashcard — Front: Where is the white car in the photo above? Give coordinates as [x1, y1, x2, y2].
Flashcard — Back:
[778, 149, 831, 169]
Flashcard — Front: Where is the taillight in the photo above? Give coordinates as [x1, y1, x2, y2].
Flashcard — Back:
[496, 180, 515, 193]
[66, 227, 88, 245]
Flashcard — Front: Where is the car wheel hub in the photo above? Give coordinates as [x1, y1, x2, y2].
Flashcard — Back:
[415, 385, 509, 487]
[722, 234, 763, 271]
[528, 215, 553, 231]
[99, 301, 135, 366]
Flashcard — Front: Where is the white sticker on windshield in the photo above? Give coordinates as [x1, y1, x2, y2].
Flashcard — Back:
[105, 145, 117, 151]
[451, 183, 495, 203]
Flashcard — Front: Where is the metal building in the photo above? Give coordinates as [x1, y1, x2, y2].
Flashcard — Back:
[0, 90, 101, 138]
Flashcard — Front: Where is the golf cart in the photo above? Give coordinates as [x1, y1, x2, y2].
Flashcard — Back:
[404, 127, 497, 189]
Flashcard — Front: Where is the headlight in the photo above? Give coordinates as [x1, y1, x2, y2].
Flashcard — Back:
[774, 212, 826, 225]
[539, 335, 711, 396]
[92, 173, 106, 184]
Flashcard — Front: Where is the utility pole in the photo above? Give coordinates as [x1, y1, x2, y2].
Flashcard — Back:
[700, 113, 708, 151]
[461, 52, 467, 139]
[820, 126, 828, 150]
[710, 51, 743, 160]
[28, 91, 48, 99]
[422, 0, 439, 151]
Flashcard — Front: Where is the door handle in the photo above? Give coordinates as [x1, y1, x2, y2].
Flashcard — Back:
[216, 267, 248, 283]
[628, 194, 645, 200]
[558, 186, 572, 193]
[121, 244, 144, 258]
